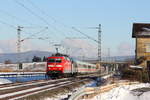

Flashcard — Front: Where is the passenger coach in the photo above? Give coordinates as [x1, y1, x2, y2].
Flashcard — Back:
[46, 53, 98, 77]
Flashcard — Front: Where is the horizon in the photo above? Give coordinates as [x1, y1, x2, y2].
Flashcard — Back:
[0, 50, 135, 57]
[1, 0, 150, 56]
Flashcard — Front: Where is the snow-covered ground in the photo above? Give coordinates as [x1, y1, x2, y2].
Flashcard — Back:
[90, 83, 150, 100]
[44, 81, 95, 100]
[44, 82, 150, 100]
[0, 78, 12, 84]
[0, 62, 46, 71]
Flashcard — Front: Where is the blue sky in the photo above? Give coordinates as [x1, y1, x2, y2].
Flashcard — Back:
[0, 0, 150, 56]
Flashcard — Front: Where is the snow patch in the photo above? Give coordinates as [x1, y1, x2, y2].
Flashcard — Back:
[0, 78, 12, 84]
[90, 83, 150, 100]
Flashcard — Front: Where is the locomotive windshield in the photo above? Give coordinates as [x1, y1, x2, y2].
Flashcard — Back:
[48, 58, 62, 63]
[56, 59, 61, 63]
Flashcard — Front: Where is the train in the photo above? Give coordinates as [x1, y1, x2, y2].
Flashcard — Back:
[46, 53, 99, 78]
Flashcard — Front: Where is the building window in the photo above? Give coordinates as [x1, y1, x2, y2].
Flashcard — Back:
[145, 43, 150, 52]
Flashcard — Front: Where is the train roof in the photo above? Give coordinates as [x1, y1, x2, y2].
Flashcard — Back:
[47, 53, 70, 58]
[75, 60, 96, 66]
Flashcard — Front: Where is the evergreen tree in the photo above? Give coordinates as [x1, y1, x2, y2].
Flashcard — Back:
[43, 56, 47, 62]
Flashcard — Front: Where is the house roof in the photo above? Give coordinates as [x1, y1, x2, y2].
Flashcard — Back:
[132, 23, 150, 38]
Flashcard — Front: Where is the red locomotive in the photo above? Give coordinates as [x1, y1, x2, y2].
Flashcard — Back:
[46, 53, 98, 77]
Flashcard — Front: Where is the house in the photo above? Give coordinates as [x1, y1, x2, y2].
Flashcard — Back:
[132, 23, 150, 71]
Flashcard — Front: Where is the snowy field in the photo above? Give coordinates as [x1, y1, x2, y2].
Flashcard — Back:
[0, 78, 12, 84]
[0, 62, 46, 71]
[43, 81, 96, 100]
[89, 83, 150, 100]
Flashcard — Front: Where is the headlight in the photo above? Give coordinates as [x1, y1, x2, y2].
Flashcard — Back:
[56, 65, 62, 67]
[48, 65, 54, 67]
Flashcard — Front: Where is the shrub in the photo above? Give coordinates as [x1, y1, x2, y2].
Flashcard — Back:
[122, 68, 149, 82]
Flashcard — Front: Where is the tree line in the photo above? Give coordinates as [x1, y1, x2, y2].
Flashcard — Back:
[32, 56, 47, 62]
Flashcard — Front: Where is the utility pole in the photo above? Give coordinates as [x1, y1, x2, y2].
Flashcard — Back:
[17, 26, 23, 70]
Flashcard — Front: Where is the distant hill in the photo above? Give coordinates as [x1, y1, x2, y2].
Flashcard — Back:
[0, 50, 135, 63]
[0, 51, 52, 63]
[73, 55, 135, 63]
[102, 56, 135, 62]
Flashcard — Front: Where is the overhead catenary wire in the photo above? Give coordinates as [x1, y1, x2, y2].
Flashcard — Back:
[25, 0, 96, 43]
[14, 0, 68, 39]
[25, 0, 78, 38]
[0, 6, 51, 39]
[26, 0, 57, 24]
[24, 27, 48, 38]
[72, 27, 98, 43]
[0, 9, 35, 26]
[14, 0, 98, 56]
[0, 19, 16, 29]
[14, 0, 49, 26]
[12, 0, 97, 44]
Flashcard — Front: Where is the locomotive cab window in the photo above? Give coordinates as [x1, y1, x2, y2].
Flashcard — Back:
[48, 58, 62, 63]
[56, 59, 62, 63]
[48, 59, 55, 63]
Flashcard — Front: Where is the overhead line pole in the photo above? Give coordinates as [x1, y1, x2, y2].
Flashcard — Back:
[97, 24, 102, 100]
[84, 24, 102, 63]
[98, 24, 101, 63]
[17, 26, 23, 70]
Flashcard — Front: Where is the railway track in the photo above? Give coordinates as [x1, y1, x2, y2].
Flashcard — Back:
[0, 77, 90, 100]
[0, 72, 113, 100]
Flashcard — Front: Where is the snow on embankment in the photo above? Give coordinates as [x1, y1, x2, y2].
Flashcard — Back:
[0, 62, 46, 71]
[0, 78, 12, 84]
[91, 83, 150, 100]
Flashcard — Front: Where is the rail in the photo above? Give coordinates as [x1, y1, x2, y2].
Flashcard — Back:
[0, 77, 90, 100]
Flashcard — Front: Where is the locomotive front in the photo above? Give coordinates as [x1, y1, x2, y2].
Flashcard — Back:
[46, 56, 64, 77]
